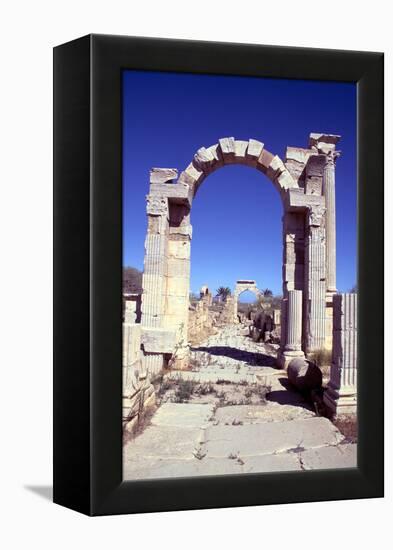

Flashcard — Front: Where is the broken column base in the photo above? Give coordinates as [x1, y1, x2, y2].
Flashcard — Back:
[276, 349, 304, 370]
[323, 384, 357, 416]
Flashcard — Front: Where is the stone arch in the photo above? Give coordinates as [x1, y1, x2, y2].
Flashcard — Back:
[233, 280, 262, 322]
[140, 133, 340, 371]
[176, 138, 298, 201]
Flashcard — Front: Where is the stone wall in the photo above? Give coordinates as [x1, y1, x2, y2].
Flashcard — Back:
[122, 321, 156, 433]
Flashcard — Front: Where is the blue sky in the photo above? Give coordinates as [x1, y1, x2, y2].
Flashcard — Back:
[123, 70, 356, 296]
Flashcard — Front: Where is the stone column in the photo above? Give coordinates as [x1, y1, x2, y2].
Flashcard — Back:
[278, 291, 304, 368]
[323, 152, 339, 294]
[286, 290, 303, 351]
[140, 195, 169, 375]
[324, 293, 357, 415]
[305, 205, 327, 353]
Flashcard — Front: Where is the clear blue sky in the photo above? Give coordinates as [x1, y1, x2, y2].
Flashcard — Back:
[123, 70, 356, 296]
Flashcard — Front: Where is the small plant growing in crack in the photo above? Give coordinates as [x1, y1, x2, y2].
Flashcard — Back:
[228, 452, 239, 460]
[232, 419, 243, 426]
[193, 447, 206, 460]
[237, 457, 245, 465]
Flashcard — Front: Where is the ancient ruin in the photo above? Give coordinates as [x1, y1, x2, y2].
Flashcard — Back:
[122, 133, 358, 470]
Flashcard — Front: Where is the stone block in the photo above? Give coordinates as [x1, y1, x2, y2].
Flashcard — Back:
[246, 139, 264, 165]
[266, 155, 286, 181]
[287, 357, 322, 391]
[149, 167, 178, 184]
[218, 137, 236, 163]
[300, 444, 356, 470]
[149, 182, 192, 206]
[234, 139, 248, 162]
[122, 323, 141, 367]
[166, 276, 189, 297]
[286, 188, 325, 211]
[256, 149, 274, 174]
[141, 327, 177, 354]
[305, 175, 322, 196]
[168, 239, 191, 260]
[167, 258, 190, 278]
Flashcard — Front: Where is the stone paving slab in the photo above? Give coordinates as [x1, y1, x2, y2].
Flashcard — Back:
[300, 443, 357, 470]
[214, 403, 315, 425]
[204, 417, 344, 458]
[151, 403, 214, 428]
[123, 452, 302, 480]
[123, 457, 245, 480]
[241, 453, 301, 473]
[124, 425, 204, 460]
[167, 369, 256, 384]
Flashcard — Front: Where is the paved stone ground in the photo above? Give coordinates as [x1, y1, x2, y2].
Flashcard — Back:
[123, 325, 357, 480]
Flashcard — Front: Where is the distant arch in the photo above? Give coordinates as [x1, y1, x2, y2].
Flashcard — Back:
[233, 280, 262, 321]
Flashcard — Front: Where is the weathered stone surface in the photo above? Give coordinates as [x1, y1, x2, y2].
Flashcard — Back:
[124, 425, 204, 460]
[324, 293, 357, 415]
[246, 139, 264, 165]
[256, 149, 274, 174]
[287, 357, 322, 391]
[149, 167, 178, 184]
[234, 139, 248, 161]
[218, 137, 236, 163]
[150, 182, 192, 206]
[151, 403, 215, 428]
[286, 188, 325, 210]
[308, 133, 341, 149]
[301, 443, 356, 470]
[141, 327, 176, 354]
[204, 417, 344, 458]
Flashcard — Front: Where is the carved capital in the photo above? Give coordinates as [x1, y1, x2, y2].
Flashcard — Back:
[308, 204, 326, 227]
[325, 150, 341, 167]
[146, 195, 168, 216]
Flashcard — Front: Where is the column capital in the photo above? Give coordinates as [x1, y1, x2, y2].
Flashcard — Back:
[146, 194, 169, 217]
[324, 150, 341, 167]
[307, 204, 326, 227]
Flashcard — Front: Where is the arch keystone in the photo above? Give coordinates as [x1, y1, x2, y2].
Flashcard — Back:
[246, 139, 264, 166]
[218, 137, 236, 164]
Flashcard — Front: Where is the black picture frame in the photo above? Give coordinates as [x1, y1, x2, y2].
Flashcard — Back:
[53, 34, 384, 516]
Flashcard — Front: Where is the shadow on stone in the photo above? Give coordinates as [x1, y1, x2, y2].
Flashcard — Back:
[191, 346, 276, 367]
[24, 485, 53, 501]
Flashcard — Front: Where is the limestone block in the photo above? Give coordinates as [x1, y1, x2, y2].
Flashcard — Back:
[166, 276, 189, 297]
[234, 140, 248, 162]
[167, 258, 190, 278]
[305, 154, 326, 178]
[141, 327, 176, 354]
[183, 162, 205, 188]
[246, 139, 264, 166]
[122, 323, 141, 367]
[166, 295, 189, 317]
[149, 182, 192, 206]
[305, 175, 323, 196]
[287, 357, 322, 391]
[124, 300, 137, 324]
[286, 188, 325, 210]
[149, 168, 178, 184]
[266, 155, 286, 181]
[309, 133, 341, 148]
[285, 146, 314, 165]
[276, 169, 295, 190]
[256, 149, 274, 174]
[168, 239, 191, 260]
[218, 137, 236, 163]
[193, 146, 217, 174]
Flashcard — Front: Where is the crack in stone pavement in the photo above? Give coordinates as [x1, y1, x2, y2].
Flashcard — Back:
[123, 324, 357, 480]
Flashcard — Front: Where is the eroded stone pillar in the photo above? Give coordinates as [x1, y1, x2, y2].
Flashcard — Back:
[165, 204, 192, 367]
[305, 205, 327, 353]
[286, 290, 303, 351]
[140, 195, 169, 375]
[324, 293, 357, 415]
[323, 152, 339, 293]
[278, 290, 304, 368]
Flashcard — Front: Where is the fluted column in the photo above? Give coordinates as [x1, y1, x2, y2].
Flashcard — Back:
[140, 195, 169, 375]
[305, 205, 327, 352]
[285, 290, 303, 351]
[323, 152, 339, 293]
[324, 293, 357, 415]
[141, 195, 169, 328]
